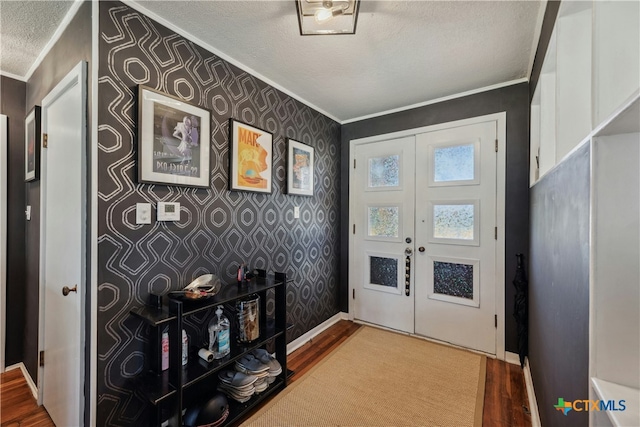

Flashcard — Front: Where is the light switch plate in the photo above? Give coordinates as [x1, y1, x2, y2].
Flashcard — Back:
[294, 206, 300, 219]
[25, 205, 31, 221]
[136, 203, 151, 224]
[158, 202, 180, 221]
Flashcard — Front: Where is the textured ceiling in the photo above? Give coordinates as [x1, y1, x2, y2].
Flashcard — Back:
[133, 0, 543, 121]
[0, 0, 544, 122]
[0, 0, 75, 78]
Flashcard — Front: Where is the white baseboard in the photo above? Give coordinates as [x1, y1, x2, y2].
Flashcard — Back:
[287, 312, 347, 355]
[505, 351, 521, 366]
[523, 357, 541, 427]
[5, 362, 38, 400]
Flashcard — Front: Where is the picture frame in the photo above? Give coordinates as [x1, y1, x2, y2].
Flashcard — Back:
[137, 85, 211, 188]
[25, 106, 41, 182]
[228, 119, 273, 193]
[286, 138, 314, 196]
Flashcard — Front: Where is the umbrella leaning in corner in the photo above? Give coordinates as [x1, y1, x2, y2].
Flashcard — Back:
[512, 253, 528, 368]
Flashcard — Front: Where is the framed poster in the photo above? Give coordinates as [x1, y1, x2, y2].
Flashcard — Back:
[25, 106, 41, 182]
[286, 138, 314, 196]
[137, 85, 210, 188]
[229, 119, 273, 193]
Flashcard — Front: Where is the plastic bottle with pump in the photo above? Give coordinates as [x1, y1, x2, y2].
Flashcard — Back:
[208, 306, 230, 359]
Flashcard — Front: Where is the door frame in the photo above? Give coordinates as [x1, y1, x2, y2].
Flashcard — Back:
[0, 114, 7, 373]
[37, 60, 87, 418]
[348, 112, 506, 360]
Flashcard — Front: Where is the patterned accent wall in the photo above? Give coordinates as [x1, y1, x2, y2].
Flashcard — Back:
[97, 2, 341, 425]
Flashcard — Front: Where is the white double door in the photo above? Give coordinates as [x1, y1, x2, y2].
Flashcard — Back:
[352, 119, 498, 354]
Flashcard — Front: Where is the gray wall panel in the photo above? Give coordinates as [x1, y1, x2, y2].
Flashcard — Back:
[529, 143, 590, 427]
[0, 76, 27, 367]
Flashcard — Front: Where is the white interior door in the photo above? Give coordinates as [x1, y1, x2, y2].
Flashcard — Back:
[39, 62, 86, 426]
[352, 137, 416, 333]
[414, 120, 497, 354]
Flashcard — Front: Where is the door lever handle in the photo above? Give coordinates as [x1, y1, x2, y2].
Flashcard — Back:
[62, 285, 77, 296]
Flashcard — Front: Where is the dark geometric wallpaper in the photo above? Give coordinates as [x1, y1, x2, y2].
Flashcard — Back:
[97, 2, 341, 425]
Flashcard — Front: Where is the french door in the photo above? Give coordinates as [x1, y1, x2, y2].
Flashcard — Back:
[352, 137, 416, 333]
[352, 118, 499, 354]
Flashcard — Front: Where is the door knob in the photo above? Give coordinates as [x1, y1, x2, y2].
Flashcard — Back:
[405, 247, 413, 256]
[62, 285, 77, 296]
[418, 246, 425, 252]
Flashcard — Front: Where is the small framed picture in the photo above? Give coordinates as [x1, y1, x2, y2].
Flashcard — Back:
[137, 85, 210, 188]
[229, 119, 273, 193]
[286, 138, 314, 196]
[25, 106, 41, 182]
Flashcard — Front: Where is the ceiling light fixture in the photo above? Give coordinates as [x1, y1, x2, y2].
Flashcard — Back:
[296, 0, 360, 35]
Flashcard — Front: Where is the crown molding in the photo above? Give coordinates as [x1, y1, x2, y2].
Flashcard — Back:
[342, 78, 529, 124]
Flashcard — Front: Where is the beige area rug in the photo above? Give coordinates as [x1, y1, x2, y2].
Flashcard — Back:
[243, 326, 486, 427]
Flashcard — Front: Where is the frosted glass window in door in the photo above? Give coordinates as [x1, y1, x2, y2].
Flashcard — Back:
[434, 144, 475, 182]
[433, 261, 473, 300]
[368, 206, 399, 238]
[370, 256, 398, 288]
[368, 155, 400, 187]
[433, 204, 474, 240]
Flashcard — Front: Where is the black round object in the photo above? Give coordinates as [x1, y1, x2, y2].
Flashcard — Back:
[196, 393, 229, 426]
[183, 393, 229, 427]
[183, 405, 201, 427]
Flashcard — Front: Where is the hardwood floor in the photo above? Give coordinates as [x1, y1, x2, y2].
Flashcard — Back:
[0, 368, 54, 427]
[483, 356, 532, 426]
[1, 320, 531, 427]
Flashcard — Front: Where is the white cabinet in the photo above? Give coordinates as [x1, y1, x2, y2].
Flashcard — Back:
[530, 31, 557, 184]
[591, 106, 640, 427]
[531, 2, 640, 426]
[593, 0, 640, 127]
[555, 1, 592, 159]
[530, 0, 639, 186]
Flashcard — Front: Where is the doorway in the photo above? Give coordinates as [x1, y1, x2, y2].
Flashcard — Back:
[349, 114, 506, 356]
[37, 61, 87, 426]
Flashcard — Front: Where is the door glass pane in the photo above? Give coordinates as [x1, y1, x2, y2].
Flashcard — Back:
[433, 261, 473, 300]
[368, 206, 399, 237]
[369, 155, 400, 187]
[370, 256, 398, 288]
[433, 204, 474, 240]
[434, 144, 474, 182]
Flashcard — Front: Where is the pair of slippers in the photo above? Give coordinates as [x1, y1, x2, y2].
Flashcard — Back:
[216, 349, 283, 403]
[235, 354, 270, 378]
[251, 348, 282, 377]
[217, 370, 256, 403]
[218, 369, 256, 388]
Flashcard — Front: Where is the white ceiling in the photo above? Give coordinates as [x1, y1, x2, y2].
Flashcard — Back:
[0, 0, 545, 123]
[0, 1, 75, 78]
